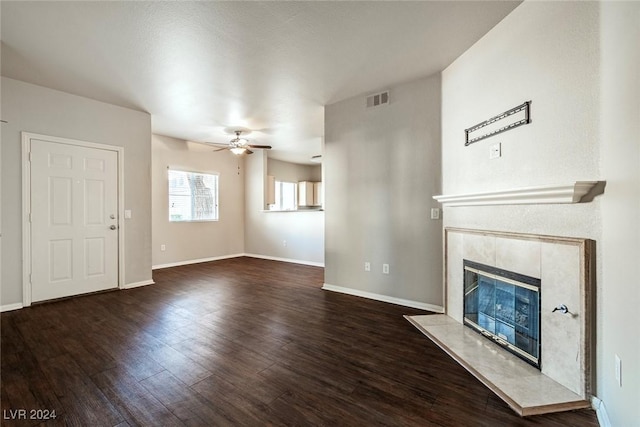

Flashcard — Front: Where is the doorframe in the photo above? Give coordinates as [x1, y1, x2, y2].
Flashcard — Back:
[22, 132, 125, 307]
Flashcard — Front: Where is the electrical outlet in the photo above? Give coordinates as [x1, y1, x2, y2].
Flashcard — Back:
[382, 264, 390, 274]
[615, 354, 622, 387]
[160, 244, 166, 251]
[364, 262, 371, 272]
[489, 142, 502, 159]
[283, 240, 287, 247]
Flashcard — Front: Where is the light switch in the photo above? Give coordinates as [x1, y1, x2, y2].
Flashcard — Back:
[615, 354, 622, 387]
[489, 142, 502, 159]
[124, 210, 132, 219]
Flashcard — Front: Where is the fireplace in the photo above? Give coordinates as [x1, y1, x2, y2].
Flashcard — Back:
[406, 228, 594, 414]
[463, 259, 541, 368]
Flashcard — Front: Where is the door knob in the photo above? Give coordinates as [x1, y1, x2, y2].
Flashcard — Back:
[110, 225, 117, 230]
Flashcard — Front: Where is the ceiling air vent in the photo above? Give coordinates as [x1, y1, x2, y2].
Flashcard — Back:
[366, 91, 389, 108]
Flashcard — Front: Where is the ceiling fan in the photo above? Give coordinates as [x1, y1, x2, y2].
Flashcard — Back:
[210, 130, 272, 155]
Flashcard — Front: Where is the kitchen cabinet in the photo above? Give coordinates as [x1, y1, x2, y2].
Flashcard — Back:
[266, 175, 275, 206]
[298, 181, 321, 207]
[313, 182, 322, 206]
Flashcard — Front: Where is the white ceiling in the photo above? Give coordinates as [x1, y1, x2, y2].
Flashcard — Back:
[1, 1, 520, 164]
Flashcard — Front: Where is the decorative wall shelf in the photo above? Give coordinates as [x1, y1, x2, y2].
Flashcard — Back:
[433, 181, 601, 207]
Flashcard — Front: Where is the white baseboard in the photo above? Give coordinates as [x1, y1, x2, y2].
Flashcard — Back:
[592, 396, 610, 427]
[1, 281, 156, 310]
[152, 253, 245, 270]
[244, 253, 324, 267]
[322, 283, 444, 312]
[1, 303, 24, 312]
[122, 279, 155, 289]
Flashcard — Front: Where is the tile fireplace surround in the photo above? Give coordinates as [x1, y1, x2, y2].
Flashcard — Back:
[407, 228, 594, 416]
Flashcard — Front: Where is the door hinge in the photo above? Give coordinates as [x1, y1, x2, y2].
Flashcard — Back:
[29, 213, 32, 222]
[28, 152, 32, 162]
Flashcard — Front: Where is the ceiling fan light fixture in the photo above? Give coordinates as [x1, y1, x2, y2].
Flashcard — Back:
[209, 129, 270, 155]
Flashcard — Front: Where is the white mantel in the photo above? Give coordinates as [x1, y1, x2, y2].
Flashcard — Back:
[433, 181, 600, 207]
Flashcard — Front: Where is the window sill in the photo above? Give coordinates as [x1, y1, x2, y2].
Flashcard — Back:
[262, 208, 323, 213]
[169, 219, 220, 223]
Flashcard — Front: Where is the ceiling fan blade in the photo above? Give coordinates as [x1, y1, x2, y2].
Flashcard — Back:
[213, 147, 229, 152]
[248, 144, 272, 149]
[245, 149, 254, 155]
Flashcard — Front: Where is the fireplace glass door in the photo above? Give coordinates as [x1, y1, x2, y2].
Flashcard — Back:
[463, 260, 541, 368]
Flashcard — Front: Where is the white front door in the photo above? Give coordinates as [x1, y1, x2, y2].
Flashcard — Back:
[30, 138, 119, 302]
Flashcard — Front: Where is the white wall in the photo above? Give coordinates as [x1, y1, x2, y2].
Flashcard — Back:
[442, 3, 601, 239]
[244, 151, 324, 266]
[598, 2, 640, 425]
[324, 74, 443, 308]
[442, 1, 639, 424]
[1, 77, 152, 305]
[151, 134, 245, 268]
[268, 158, 321, 184]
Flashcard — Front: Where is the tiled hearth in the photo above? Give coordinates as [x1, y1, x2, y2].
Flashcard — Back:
[407, 228, 595, 416]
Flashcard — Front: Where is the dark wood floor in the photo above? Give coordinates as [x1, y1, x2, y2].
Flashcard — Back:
[1, 257, 598, 426]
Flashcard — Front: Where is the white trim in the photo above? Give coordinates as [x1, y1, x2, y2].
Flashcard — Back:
[433, 181, 600, 207]
[1, 303, 24, 313]
[153, 253, 324, 270]
[244, 253, 324, 267]
[122, 279, 155, 289]
[21, 132, 125, 306]
[591, 396, 610, 427]
[22, 134, 32, 306]
[117, 143, 125, 289]
[152, 254, 245, 270]
[260, 209, 324, 213]
[322, 283, 444, 312]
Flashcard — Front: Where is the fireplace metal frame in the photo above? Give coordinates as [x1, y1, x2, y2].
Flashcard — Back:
[463, 259, 542, 369]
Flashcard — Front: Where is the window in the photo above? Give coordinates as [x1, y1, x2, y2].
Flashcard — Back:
[270, 180, 297, 211]
[168, 169, 218, 221]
